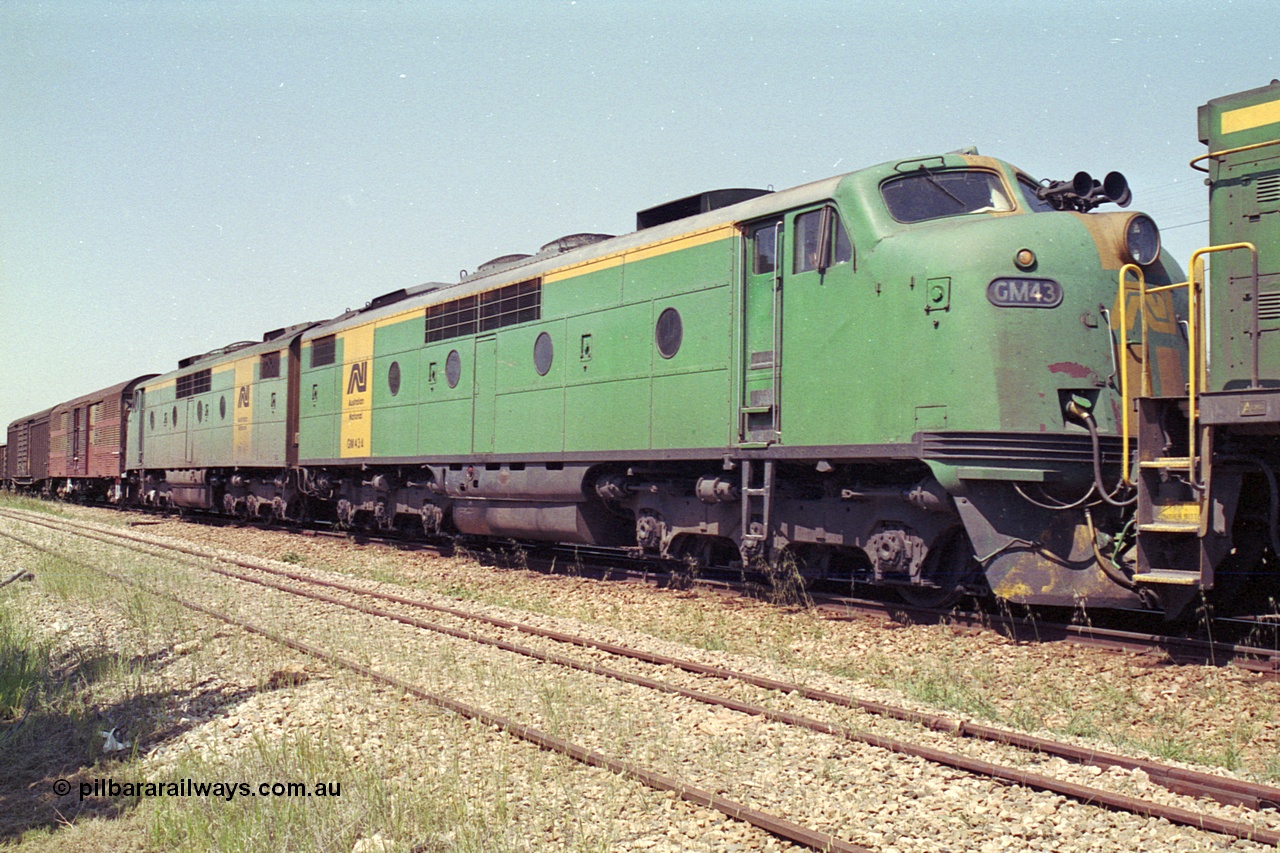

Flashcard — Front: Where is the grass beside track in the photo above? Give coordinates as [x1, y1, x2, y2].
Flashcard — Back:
[0, 512, 654, 852]
[3, 491, 1280, 853]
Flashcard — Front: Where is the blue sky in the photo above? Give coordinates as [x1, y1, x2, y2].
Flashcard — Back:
[1, 0, 1275, 431]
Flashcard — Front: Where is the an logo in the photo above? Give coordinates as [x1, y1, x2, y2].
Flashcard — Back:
[347, 361, 368, 395]
[237, 386, 251, 408]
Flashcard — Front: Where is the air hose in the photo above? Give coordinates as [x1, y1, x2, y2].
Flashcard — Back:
[1083, 507, 1138, 590]
[1066, 401, 1136, 508]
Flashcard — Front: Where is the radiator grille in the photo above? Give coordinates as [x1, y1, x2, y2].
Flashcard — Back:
[919, 431, 1125, 466]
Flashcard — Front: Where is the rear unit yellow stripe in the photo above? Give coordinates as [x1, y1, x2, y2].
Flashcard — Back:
[1222, 98, 1280, 134]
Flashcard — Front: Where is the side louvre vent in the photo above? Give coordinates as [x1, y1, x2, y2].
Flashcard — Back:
[1258, 290, 1280, 329]
[1258, 173, 1280, 209]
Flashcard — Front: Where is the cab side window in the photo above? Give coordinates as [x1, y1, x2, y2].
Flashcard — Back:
[750, 221, 780, 274]
[793, 208, 854, 273]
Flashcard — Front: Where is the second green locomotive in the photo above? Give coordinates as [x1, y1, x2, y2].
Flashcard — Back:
[1123, 81, 1280, 616]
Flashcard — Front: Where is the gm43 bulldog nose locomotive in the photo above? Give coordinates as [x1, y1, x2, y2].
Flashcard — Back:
[109, 149, 1177, 611]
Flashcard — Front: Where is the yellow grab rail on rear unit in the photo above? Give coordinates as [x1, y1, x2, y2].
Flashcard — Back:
[1117, 243, 1257, 489]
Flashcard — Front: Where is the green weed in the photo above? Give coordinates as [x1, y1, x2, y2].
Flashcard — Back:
[0, 606, 51, 720]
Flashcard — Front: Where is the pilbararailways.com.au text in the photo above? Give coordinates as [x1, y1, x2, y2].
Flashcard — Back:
[60, 778, 342, 801]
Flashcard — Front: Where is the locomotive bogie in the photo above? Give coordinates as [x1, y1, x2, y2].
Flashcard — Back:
[609, 459, 972, 593]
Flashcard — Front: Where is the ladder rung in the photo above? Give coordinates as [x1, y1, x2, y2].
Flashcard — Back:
[1139, 457, 1194, 469]
[1135, 569, 1201, 585]
[1138, 521, 1200, 534]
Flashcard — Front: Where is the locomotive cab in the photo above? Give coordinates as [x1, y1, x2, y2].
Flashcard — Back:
[757, 151, 1188, 610]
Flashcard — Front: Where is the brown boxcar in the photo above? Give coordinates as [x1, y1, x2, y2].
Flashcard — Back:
[48, 376, 156, 501]
[0, 444, 6, 489]
[6, 408, 54, 491]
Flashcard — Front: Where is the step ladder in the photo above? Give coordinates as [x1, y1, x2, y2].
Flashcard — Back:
[1118, 246, 1259, 608]
[739, 459, 774, 563]
[1118, 263, 1207, 594]
[1134, 447, 1205, 587]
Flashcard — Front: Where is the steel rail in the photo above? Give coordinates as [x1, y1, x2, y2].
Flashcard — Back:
[309, 517, 1280, 677]
[308, 519, 1280, 679]
[0, 527, 870, 853]
[6, 509, 1280, 840]
[37, 505, 1280, 678]
[813, 597, 1280, 678]
[6, 507, 1279, 807]
[8, 504, 1280, 675]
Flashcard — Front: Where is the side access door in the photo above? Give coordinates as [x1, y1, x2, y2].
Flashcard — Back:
[740, 219, 783, 446]
[774, 204, 857, 447]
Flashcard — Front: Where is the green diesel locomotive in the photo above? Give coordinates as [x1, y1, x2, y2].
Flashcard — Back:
[124, 149, 1181, 610]
[1124, 80, 1280, 616]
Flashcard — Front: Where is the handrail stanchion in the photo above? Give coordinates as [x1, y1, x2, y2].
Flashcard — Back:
[1116, 264, 1144, 486]
[1184, 243, 1257, 488]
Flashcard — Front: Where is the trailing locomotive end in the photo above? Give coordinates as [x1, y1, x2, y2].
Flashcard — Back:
[124, 323, 320, 522]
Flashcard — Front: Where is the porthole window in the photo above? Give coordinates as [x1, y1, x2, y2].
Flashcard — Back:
[445, 349, 461, 389]
[172, 406, 178, 426]
[533, 332, 554, 376]
[149, 411, 155, 431]
[197, 403, 203, 423]
[655, 307, 683, 359]
[388, 361, 401, 396]
[220, 396, 227, 419]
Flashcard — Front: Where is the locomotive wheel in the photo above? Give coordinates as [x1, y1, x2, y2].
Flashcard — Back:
[897, 527, 980, 609]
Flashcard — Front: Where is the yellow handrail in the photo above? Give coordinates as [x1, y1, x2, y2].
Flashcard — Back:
[1116, 264, 1143, 485]
[1119, 244, 1257, 490]
[1190, 138, 1280, 173]
[1184, 243, 1258, 488]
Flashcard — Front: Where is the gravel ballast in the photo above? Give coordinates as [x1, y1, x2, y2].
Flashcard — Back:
[2, 500, 1278, 852]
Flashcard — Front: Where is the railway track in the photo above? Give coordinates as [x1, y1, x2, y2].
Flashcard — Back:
[3, 505, 1280, 849]
[1, 513, 864, 853]
[121, 505, 1280, 681]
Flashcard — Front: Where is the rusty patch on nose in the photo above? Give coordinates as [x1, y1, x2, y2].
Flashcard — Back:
[1047, 362, 1093, 379]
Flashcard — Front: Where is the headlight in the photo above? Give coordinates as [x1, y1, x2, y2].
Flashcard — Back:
[1125, 214, 1161, 265]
